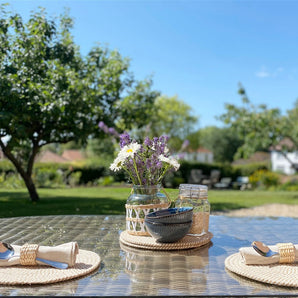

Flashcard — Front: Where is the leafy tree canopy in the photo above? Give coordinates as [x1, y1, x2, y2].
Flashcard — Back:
[142, 95, 198, 151]
[199, 126, 243, 163]
[219, 84, 298, 171]
[0, 5, 159, 201]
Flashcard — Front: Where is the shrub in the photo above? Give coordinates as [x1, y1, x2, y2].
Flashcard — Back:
[249, 169, 280, 189]
[0, 173, 25, 189]
[0, 160, 16, 173]
[68, 171, 82, 187]
[97, 176, 115, 186]
[73, 167, 106, 184]
[34, 168, 65, 188]
[278, 178, 298, 191]
[169, 161, 240, 186]
[232, 162, 270, 177]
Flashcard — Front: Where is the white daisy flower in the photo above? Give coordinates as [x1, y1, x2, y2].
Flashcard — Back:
[158, 155, 180, 171]
[110, 157, 123, 172]
[158, 154, 169, 163]
[169, 157, 180, 171]
[120, 143, 141, 159]
[110, 142, 141, 172]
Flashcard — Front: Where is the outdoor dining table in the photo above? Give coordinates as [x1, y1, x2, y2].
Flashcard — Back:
[0, 214, 297, 296]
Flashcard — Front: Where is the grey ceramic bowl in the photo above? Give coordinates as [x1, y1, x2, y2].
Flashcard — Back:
[145, 207, 193, 224]
[144, 220, 192, 243]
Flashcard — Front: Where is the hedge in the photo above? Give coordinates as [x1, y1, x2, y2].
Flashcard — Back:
[0, 159, 272, 188]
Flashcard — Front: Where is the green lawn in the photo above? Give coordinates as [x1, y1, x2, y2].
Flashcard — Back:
[0, 187, 297, 218]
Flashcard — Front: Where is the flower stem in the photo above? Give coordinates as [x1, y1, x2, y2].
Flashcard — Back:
[157, 164, 170, 183]
[132, 158, 143, 185]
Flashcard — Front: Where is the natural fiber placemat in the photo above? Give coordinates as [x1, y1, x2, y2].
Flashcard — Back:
[119, 230, 213, 250]
[0, 249, 101, 285]
[225, 252, 298, 288]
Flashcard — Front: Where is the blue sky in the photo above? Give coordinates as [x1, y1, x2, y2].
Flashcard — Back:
[7, 0, 298, 128]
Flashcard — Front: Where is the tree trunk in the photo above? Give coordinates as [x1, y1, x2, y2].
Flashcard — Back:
[22, 172, 40, 202]
[0, 140, 40, 202]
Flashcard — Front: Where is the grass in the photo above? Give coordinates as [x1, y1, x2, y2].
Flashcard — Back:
[0, 187, 297, 218]
[209, 190, 298, 212]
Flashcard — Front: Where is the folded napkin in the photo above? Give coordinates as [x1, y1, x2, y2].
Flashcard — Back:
[0, 242, 79, 267]
[240, 242, 298, 265]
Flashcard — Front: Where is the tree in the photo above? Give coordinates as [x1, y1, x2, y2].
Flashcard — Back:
[0, 6, 159, 201]
[284, 98, 298, 148]
[186, 130, 201, 151]
[199, 126, 243, 163]
[219, 84, 298, 171]
[141, 95, 198, 151]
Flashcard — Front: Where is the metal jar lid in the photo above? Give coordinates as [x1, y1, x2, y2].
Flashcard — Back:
[178, 184, 208, 198]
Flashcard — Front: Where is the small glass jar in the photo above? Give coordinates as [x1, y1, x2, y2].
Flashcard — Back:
[175, 184, 210, 236]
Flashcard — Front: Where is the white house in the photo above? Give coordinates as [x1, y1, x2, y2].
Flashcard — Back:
[180, 147, 214, 164]
[271, 151, 298, 175]
[270, 138, 298, 175]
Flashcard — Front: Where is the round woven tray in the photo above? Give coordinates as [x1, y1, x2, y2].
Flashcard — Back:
[0, 249, 101, 285]
[225, 252, 298, 288]
[119, 230, 213, 250]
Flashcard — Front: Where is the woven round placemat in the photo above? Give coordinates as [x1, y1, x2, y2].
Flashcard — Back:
[225, 252, 298, 288]
[119, 230, 213, 250]
[0, 249, 101, 285]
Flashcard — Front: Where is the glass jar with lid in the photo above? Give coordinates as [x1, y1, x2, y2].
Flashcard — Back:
[175, 184, 210, 236]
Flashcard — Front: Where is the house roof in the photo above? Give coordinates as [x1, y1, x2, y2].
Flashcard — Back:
[269, 137, 295, 151]
[61, 150, 85, 161]
[186, 147, 212, 153]
[232, 151, 270, 165]
[196, 147, 212, 153]
[36, 150, 68, 163]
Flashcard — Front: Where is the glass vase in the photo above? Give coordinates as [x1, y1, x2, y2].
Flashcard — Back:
[125, 185, 169, 236]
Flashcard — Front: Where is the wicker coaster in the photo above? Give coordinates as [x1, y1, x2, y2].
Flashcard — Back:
[0, 249, 101, 285]
[225, 252, 298, 288]
[119, 230, 213, 250]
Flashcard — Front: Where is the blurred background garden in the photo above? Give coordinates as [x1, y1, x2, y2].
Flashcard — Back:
[0, 1, 297, 218]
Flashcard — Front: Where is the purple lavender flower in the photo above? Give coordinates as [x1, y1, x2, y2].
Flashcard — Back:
[181, 139, 190, 151]
[146, 159, 152, 169]
[156, 160, 163, 169]
[160, 135, 169, 142]
[98, 121, 109, 134]
[108, 127, 119, 137]
[119, 132, 131, 148]
[177, 153, 186, 159]
[110, 133, 180, 186]
[144, 137, 152, 147]
[98, 121, 105, 129]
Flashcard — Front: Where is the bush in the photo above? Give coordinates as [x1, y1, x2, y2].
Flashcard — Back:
[0, 172, 25, 189]
[68, 171, 82, 187]
[34, 168, 65, 188]
[278, 178, 298, 191]
[169, 161, 240, 186]
[97, 176, 115, 186]
[72, 167, 106, 184]
[232, 162, 270, 177]
[249, 169, 280, 189]
[0, 160, 16, 173]
[1, 160, 110, 187]
[2, 158, 275, 189]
